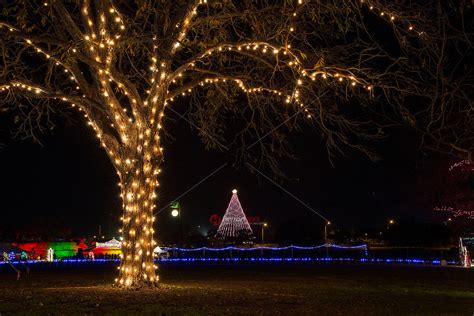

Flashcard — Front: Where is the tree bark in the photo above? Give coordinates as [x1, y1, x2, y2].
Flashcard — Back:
[114, 129, 163, 288]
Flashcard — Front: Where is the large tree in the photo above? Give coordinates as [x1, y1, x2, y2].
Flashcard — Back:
[1, 0, 472, 288]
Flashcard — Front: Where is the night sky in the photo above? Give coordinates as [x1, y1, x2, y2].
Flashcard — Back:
[0, 103, 450, 243]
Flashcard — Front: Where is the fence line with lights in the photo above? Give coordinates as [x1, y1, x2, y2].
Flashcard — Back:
[161, 243, 368, 252]
[0, 243, 462, 270]
[158, 243, 368, 260]
[0, 257, 458, 270]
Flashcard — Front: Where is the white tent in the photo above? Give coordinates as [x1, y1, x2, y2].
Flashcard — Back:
[96, 237, 122, 249]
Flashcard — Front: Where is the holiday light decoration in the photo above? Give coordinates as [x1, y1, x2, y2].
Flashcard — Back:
[95, 238, 122, 249]
[1, 1, 471, 288]
[0, 257, 457, 268]
[46, 248, 54, 262]
[13, 241, 89, 259]
[449, 160, 474, 172]
[434, 160, 474, 220]
[93, 238, 123, 256]
[434, 206, 474, 220]
[163, 244, 368, 252]
[216, 190, 254, 240]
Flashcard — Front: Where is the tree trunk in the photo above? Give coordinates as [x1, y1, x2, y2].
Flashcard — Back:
[114, 144, 162, 289]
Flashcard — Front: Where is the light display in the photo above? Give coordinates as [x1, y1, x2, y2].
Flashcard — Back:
[0, 0, 467, 289]
[434, 160, 473, 219]
[434, 207, 474, 220]
[0, 257, 457, 268]
[95, 238, 122, 249]
[163, 244, 368, 252]
[46, 248, 54, 262]
[14, 241, 90, 259]
[93, 238, 122, 256]
[216, 190, 254, 240]
[449, 160, 474, 172]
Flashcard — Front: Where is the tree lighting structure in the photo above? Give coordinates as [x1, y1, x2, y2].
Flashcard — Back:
[216, 189, 254, 240]
[0, 1, 472, 288]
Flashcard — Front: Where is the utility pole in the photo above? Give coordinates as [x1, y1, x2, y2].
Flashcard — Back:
[324, 221, 331, 257]
[171, 202, 182, 246]
[324, 221, 331, 243]
[261, 223, 268, 243]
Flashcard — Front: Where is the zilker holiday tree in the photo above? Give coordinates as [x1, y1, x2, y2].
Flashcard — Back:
[216, 190, 254, 242]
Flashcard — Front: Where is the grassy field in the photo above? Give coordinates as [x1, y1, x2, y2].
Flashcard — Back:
[0, 264, 473, 315]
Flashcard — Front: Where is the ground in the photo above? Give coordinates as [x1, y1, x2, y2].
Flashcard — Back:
[0, 264, 473, 315]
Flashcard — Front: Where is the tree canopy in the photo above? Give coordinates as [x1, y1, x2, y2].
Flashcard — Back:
[1, 1, 472, 166]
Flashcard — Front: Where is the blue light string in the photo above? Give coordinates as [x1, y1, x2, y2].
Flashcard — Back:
[1, 244, 458, 267]
[158, 257, 453, 265]
[0, 257, 456, 266]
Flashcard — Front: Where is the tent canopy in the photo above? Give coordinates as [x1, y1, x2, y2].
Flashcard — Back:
[95, 237, 121, 249]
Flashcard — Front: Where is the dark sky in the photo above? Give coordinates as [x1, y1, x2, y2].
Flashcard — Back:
[0, 104, 450, 242]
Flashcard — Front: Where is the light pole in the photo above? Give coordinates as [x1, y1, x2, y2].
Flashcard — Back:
[170, 201, 182, 246]
[324, 221, 331, 258]
[324, 221, 331, 243]
[261, 223, 268, 243]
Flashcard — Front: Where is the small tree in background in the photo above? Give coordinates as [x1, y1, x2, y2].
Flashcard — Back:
[1, 1, 472, 288]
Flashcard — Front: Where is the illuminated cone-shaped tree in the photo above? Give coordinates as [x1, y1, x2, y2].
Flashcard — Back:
[216, 190, 254, 240]
[0, 1, 472, 288]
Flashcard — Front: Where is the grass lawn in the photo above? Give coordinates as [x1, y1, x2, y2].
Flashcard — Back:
[0, 264, 473, 315]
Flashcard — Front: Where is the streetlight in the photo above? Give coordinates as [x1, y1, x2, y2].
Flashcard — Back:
[261, 223, 268, 243]
[170, 201, 182, 246]
[324, 221, 331, 243]
[387, 219, 396, 230]
[324, 221, 331, 257]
